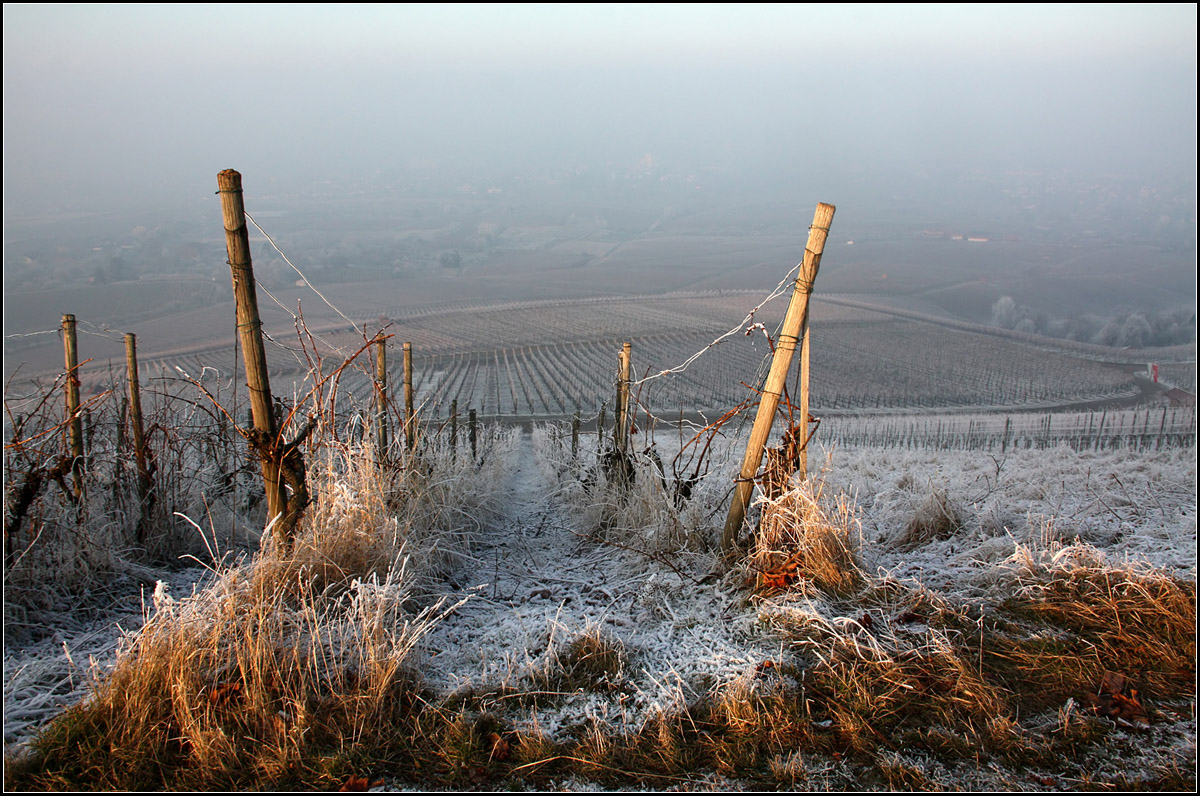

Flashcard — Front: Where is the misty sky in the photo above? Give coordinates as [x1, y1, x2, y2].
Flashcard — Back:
[3, 3, 1196, 216]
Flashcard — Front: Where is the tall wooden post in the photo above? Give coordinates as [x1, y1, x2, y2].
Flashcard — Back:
[62, 314, 85, 497]
[217, 169, 286, 534]
[797, 325, 812, 481]
[722, 202, 835, 553]
[375, 337, 389, 456]
[403, 341, 415, 451]
[614, 342, 632, 454]
[125, 333, 153, 529]
[450, 398, 458, 460]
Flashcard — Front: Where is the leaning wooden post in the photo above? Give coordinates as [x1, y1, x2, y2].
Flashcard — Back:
[217, 169, 287, 539]
[403, 341, 415, 451]
[722, 202, 835, 553]
[375, 336, 389, 456]
[124, 333, 153, 529]
[62, 314, 85, 498]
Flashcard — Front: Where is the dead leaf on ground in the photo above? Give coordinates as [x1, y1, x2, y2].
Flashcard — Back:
[339, 773, 383, 791]
[208, 682, 242, 706]
[1082, 670, 1150, 729]
[488, 730, 511, 761]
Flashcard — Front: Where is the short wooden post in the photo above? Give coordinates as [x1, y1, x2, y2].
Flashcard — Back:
[62, 314, 85, 498]
[597, 401, 607, 456]
[450, 398, 458, 460]
[572, 410, 581, 459]
[218, 169, 288, 540]
[469, 408, 477, 461]
[404, 341, 415, 451]
[125, 333, 153, 530]
[375, 336, 389, 456]
[722, 203, 835, 553]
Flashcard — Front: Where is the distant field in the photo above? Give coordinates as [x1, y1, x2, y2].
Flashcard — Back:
[5, 232, 1192, 422]
[11, 289, 1181, 429]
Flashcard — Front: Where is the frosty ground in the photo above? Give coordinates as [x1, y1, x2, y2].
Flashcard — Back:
[4, 423, 1196, 790]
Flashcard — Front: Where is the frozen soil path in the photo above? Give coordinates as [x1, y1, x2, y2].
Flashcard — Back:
[419, 431, 775, 735]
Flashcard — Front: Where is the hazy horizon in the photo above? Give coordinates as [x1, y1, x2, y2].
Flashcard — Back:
[4, 4, 1196, 220]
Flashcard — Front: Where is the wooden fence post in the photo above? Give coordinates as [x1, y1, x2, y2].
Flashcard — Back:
[597, 401, 607, 457]
[125, 333, 154, 534]
[404, 341, 415, 451]
[469, 408, 477, 462]
[797, 325, 812, 482]
[614, 342, 632, 455]
[218, 169, 297, 546]
[62, 314, 85, 498]
[572, 410, 581, 459]
[375, 336, 389, 456]
[450, 398, 458, 460]
[722, 202, 835, 553]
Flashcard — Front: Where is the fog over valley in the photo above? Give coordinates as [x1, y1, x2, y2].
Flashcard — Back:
[3, 5, 1196, 389]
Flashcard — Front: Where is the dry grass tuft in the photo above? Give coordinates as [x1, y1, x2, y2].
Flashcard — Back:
[751, 476, 865, 597]
[5, 433, 515, 791]
[534, 625, 630, 696]
[11, 556, 442, 790]
[983, 548, 1196, 707]
[799, 626, 1006, 754]
[893, 484, 964, 550]
[693, 669, 811, 778]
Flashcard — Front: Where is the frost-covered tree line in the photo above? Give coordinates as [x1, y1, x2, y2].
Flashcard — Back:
[991, 295, 1195, 348]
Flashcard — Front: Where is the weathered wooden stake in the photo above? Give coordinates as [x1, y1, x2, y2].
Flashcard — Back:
[797, 325, 812, 482]
[597, 401, 607, 456]
[218, 169, 288, 540]
[572, 410, 581, 459]
[450, 399, 458, 460]
[615, 342, 632, 455]
[722, 202, 835, 553]
[62, 314, 85, 498]
[375, 336, 389, 456]
[469, 408, 477, 461]
[125, 333, 153, 531]
[403, 341, 415, 451]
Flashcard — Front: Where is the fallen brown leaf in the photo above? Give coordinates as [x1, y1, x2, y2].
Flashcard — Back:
[208, 682, 242, 706]
[1083, 671, 1149, 729]
[488, 730, 511, 761]
[339, 774, 371, 791]
[338, 773, 383, 791]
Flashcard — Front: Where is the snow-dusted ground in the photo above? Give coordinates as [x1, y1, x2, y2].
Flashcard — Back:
[420, 430, 781, 740]
[4, 422, 1196, 787]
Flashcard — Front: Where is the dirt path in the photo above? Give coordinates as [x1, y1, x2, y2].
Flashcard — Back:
[411, 429, 783, 747]
[419, 432, 641, 693]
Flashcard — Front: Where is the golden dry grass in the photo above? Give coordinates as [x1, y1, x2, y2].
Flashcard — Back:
[751, 475, 865, 597]
[7, 438, 1196, 792]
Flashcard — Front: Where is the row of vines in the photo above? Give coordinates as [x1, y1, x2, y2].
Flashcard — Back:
[139, 319, 1148, 424]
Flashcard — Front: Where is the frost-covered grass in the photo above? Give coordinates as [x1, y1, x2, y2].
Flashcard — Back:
[4, 416, 1196, 791]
